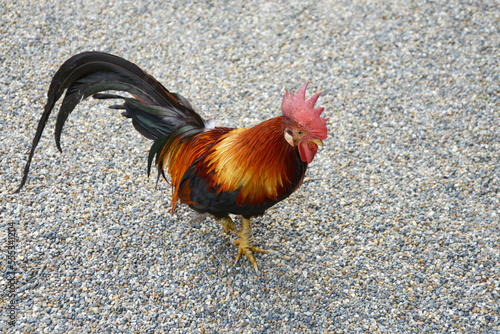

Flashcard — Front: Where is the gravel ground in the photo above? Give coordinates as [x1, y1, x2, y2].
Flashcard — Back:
[1, 0, 499, 333]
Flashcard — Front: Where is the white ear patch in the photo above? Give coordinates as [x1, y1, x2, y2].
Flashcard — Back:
[284, 131, 294, 146]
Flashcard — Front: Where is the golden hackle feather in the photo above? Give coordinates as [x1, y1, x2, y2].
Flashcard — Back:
[204, 118, 296, 205]
[157, 116, 300, 212]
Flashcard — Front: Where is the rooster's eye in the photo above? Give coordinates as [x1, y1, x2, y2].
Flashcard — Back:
[297, 131, 303, 135]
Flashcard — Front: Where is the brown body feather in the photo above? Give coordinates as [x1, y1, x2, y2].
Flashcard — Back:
[158, 116, 307, 217]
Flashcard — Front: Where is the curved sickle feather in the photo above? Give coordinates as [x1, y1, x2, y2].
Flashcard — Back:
[15, 52, 205, 192]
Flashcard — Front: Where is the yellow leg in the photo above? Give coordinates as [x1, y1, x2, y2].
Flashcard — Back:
[232, 217, 271, 272]
[219, 217, 237, 233]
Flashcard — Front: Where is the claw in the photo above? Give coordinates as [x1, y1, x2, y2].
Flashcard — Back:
[218, 217, 272, 272]
[232, 217, 271, 272]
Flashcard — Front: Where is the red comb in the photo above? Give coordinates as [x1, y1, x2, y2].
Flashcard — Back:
[281, 82, 328, 140]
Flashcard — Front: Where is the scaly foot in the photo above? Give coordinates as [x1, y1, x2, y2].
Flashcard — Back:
[232, 217, 271, 272]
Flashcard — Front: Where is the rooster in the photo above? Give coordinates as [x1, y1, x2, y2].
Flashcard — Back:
[17, 52, 328, 271]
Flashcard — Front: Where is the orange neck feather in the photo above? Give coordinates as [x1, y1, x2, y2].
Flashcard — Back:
[203, 116, 301, 205]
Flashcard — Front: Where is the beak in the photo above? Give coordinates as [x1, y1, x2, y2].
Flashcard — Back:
[310, 139, 323, 147]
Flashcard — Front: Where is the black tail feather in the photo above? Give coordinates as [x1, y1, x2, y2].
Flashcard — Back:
[15, 102, 56, 193]
[16, 51, 207, 192]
